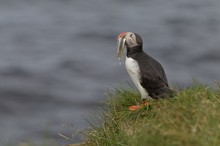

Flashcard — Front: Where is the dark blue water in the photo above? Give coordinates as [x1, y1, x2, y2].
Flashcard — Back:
[1, 0, 220, 145]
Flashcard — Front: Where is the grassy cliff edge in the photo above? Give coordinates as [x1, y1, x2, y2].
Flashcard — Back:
[83, 82, 220, 146]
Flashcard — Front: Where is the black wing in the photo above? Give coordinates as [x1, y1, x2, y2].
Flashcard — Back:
[134, 52, 171, 98]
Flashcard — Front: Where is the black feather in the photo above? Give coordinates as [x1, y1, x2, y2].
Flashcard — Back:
[127, 46, 174, 99]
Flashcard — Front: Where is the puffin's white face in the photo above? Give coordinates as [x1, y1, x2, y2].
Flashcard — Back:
[116, 32, 141, 60]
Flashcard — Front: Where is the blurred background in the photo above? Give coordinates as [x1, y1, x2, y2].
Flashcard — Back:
[0, 0, 220, 145]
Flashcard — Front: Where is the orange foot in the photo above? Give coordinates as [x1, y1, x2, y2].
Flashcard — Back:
[129, 101, 150, 111]
[129, 105, 143, 111]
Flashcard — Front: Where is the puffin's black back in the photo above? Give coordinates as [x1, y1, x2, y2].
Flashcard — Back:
[127, 46, 173, 99]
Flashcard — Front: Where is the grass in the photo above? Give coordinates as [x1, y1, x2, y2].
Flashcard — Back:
[84, 82, 220, 146]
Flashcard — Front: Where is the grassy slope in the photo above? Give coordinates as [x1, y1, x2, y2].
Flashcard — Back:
[85, 82, 220, 146]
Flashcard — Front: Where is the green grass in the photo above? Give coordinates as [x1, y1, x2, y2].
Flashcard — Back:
[85, 82, 220, 146]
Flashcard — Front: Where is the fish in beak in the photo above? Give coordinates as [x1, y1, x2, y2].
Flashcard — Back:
[116, 32, 127, 61]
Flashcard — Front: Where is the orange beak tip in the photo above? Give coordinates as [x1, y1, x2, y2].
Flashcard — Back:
[117, 32, 127, 38]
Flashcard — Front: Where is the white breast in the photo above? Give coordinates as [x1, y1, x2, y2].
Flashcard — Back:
[125, 57, 149, 99]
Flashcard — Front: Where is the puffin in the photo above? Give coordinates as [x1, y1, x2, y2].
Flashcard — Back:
[116, 32, 174, 110]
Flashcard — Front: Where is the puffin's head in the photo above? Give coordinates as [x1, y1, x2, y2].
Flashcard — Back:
[116, 32, 143, 60]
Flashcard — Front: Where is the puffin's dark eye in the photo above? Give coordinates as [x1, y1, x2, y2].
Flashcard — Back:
[130, 34, 133, 37]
